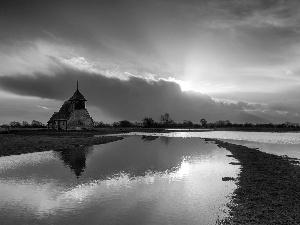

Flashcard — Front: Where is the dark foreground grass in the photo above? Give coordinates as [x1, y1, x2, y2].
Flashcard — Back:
[0, 133, 123, 157]
[0, 128, 171, 157]
[0, 128, 170, 157]
[205, 138, 300, 224]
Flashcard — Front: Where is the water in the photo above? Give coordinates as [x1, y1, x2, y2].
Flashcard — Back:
[118, 131, 300, 158]
[0, 136, 238, 225]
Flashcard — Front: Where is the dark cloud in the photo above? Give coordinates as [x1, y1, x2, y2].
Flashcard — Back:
[0, 0, 156, 58]
[268, 100, 300, 114]
[1, 0, 299, 75]
[0, 61, 275, 123]
[235, 101, 264, 111]
[210, 90, 300, 122]
[210, 83, 300, 104]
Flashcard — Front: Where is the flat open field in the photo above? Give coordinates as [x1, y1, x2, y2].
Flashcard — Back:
[0, 130, 123, 157]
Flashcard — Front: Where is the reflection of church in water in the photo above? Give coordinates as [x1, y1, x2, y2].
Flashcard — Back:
[57, 147, 92, 178]
[47, 81, 94, 130]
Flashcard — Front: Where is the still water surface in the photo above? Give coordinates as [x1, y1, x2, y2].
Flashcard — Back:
[121, 131, 300, 158]
[0, 136, 238, 225]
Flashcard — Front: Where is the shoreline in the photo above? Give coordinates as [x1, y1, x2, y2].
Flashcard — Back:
[205, 138, 300, 224]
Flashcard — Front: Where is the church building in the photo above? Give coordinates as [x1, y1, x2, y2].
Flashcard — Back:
[47, 82, 94, 130]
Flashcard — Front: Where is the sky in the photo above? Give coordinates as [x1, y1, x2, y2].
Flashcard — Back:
[1, 0, 300, 124]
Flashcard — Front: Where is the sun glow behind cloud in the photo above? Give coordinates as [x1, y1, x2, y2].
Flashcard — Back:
[57, 56, 237, 94]
[59, 55, 218, 94]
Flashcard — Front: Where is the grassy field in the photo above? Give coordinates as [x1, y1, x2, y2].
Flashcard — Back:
[210, 139, 300, 224]
[0, 130, 122, 157]
[0, 128, 169, 157]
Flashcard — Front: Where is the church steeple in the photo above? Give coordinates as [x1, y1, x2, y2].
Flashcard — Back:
[69, 80, 87, 109]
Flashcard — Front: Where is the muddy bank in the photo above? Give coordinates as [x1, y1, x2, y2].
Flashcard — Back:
[205, 138, 300, 224]
[0, 134, 123, 157]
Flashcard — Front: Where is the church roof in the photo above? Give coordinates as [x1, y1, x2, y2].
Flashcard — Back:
[69, 81, 87, 101]
[47, 100, 73, 123]
[69, 89, 87, 101]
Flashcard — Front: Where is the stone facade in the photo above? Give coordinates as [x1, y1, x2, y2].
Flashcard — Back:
[47, 82, 94, 130]
[67, 109, 94, 130]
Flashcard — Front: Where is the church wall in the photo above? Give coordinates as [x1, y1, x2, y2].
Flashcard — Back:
[67, 109, 94, 130]
[57, 120, 67, 130]
[73, 100, 86, 110]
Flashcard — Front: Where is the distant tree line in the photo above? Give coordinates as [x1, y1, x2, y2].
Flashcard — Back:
[94, 113, 300, 129]
[1, 120, 46, 128]
[2, 113, 299, 130]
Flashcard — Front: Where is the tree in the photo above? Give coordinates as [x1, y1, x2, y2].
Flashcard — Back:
[214, 120, 232, 127]
[142, 117, 155, 128]
[10, 121, 21, 127]
[112, 122, 120, 128]
[95, 121, 104, 127]
[200, 119, 207, 127]
[283, 121, 293, 127]
[243, 122, 254, 127]
[214, 120, 225, 127]
[183, 120, 193, 127]
[224, 120, 232, 127]
[160, 113, 174, 126]
[22, 121, 30, 127]
[119, 120, 132, 127]
[94, 121, 112, 128]
[31, 120, 43, 127]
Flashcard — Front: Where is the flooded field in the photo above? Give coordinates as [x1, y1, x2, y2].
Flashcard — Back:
[0, 135, 238, 225]
[120, 131, 300, 158]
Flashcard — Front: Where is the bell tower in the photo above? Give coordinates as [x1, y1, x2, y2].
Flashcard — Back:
[69, 81, 87, 110]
